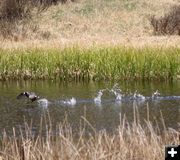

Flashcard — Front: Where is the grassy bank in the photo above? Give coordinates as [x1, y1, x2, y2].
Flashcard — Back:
[0, 47, 180, 81]
[0, 114, 179, 160]
[1, 0, 180, 46]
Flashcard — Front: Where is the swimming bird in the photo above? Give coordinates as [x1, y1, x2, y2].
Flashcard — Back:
[17, 92, 40, 102]
[152, 90, 161, 99]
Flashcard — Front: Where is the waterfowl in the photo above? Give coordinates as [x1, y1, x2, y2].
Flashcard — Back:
[152, 90, 160, 99]
[17, 92, 40, 102]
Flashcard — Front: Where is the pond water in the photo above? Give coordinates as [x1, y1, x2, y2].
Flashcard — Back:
[0, 80, 179, 135]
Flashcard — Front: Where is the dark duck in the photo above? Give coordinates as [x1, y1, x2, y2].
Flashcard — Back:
[17, 92, 40, 102]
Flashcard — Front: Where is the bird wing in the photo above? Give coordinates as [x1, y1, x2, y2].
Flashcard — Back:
[17, 92, 39, 102]
[17, 92, 27, 99]
[28, 92, 37, 99]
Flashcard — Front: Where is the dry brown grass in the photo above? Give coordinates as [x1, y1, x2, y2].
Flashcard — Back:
[0, 0, 180, 47]
[0, 110, 179, 160]
[37, 0, 176, 38]
[1, 36, 180, 50]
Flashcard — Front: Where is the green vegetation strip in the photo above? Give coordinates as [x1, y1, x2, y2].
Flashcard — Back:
[0, 47, 180, 81]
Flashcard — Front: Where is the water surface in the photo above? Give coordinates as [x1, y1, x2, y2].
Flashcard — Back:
[0, 81, 179, 135]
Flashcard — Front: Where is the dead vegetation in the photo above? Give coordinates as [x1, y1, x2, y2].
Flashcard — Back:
[0, 0, 75, 40]
[0, 112, 179, 160]
[150, 5, 180, 35]
[0, 0, 179, 43]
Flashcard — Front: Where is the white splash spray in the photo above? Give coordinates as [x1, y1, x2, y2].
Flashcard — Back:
[37, 98, 49, 108]
[110, 89, 122, 101]
[110, 83, 123, 101]
[133, 90, 145, 100]
[94, 90, 104, 104]
[152, 90, 161, 99]
[62, 97, 77, 106]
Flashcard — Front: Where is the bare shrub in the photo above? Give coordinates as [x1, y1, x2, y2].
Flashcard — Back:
[0, 0, 36, 39]
[39, 0, 76, 10]
[0, 0, 76, 39]
[0, 0, 75, 21]
[0, 0, 33, 21]
[150, 5, 180, 35]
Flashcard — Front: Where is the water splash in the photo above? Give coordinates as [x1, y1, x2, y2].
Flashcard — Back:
[110, 83, 123, 101]
[94, 90, 104, 104]
[37, 98, 49, 108]
[29, 85, 180, 108]
[69, 97, 77, 106]
[110, 89, 122, 101]
[152, 90, 161, 99]
[61, 97, 77, 106]
[133, 90, 145, 100]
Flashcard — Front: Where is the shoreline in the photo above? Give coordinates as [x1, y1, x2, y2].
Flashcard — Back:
[1, 36, 180, 49]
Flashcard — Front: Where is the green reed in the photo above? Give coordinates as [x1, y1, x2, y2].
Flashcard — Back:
[0, 46, 180, 81]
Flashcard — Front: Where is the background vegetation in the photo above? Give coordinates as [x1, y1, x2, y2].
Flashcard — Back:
[0, 0, 179, 44]
[150, 5, 180, 35]
[0, 0, 75, 39]
[0, 47, 180, 81]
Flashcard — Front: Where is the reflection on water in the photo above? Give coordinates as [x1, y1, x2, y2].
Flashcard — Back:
[0, 80, 179, 135]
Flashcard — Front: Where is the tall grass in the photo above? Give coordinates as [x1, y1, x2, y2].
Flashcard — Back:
[0, 46, 180, 81]
[0, 111, 179, 160]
